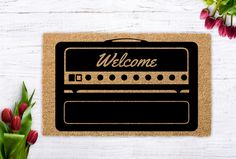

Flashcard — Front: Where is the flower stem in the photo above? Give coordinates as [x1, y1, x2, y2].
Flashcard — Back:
[211, 0, 222, 17]
[26, 144, 30, 157]
[231, 15, 233, 26]
[211, 7, 217, 17]
[223, 15, 227, 24]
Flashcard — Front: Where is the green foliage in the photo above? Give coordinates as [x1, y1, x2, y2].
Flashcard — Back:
[28, 89, 35, 106]
[218, 0, 236, 14]
[18, 107, 32, 136]
[0, 121, 8, 159]
[0, 82, 36, 159]
[217, 0, 236, 15]
[3, 133, 25, 159]
[204, 0, 236, 15]
[204, 0, 215, 5]
[220, 0, 232, 5]
[14, 82, 29, 116]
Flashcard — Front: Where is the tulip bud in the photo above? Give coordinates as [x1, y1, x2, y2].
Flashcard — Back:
[27, 130, 38, 145]
[19, 102, 28, 116]
[234, 26, 236, 38]
[215, 17, 224, 27]
[205, 16, 216, 29]
[226, 26, 235, 39]
[1, 108, 12, 123]
[11, 116, 21, 132]
[218, 24, 227, 37]
[200, 8, 209, 20]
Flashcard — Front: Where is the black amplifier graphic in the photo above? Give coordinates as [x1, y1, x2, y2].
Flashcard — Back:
[55, 39, 198, 131]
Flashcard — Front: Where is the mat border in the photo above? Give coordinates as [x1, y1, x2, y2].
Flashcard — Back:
[42, 33, 211, 136]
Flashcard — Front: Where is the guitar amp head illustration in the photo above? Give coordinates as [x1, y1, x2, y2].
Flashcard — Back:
[55, 38, 198, 131]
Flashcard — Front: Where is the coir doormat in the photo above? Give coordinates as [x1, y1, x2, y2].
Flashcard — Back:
[43, 33, 211, 136]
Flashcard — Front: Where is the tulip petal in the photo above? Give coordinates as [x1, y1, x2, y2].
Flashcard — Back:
[226, 26, 234, 39]
[205, 16, 216, 29]
[27, 130, 38, 145]
[200, 8, 209, 20]
[218, 24, 227, 37]
[215, 17, 224, 27]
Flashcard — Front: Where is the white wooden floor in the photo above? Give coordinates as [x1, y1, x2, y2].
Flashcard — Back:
[0, 0, 236, 158]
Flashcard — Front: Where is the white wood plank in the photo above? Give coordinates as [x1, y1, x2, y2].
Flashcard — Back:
[0, 0, 201, 13]
[0, 0, 236, 158]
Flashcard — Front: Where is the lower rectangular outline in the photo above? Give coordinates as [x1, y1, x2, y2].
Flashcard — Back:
[63, 101, 190, 125]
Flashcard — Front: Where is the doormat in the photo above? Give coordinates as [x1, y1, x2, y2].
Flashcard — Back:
[43, 33, 211, 136]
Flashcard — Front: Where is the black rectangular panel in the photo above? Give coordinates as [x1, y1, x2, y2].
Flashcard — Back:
[66, 48, 188, 71]
[55, 41, 198, 131]
[64, 101, 189, 124]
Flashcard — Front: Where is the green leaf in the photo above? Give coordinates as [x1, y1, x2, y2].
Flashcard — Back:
[0, 121, 7, 159]
[220, 0, 231, 5]
[204, 0, 215, 5]
[4, 133, 28, 159]
[31, 102, 36, 108]
[18, 107, 32, 137]
[13, 102, 19, 116]
[0, 123, 6, 159]
[16, 141, 28, 159]
[21, 82, 28, 104]
[14, 82, 30, 116]
[0, 121, 8, 133]
[0, 144, 5, 159]
[0, 121, 8, 142]
[218, 0, 235, 14]
[28, 89, 35, 106]
[225, 0, 236, 14]
[3, 133, 25, 159]
[227, 7, 236, 14]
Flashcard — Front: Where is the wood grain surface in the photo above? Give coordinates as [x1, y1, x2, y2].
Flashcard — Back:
[0, 0, 236, 158]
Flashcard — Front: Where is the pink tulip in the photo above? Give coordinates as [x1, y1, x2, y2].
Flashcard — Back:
[27, 130, 38, 145]
[11, 116, 21, 132]
[234, 26, 236, 38]
[1, 108, 12, 123]
[215, 17, 224, 27]
[205, 16, 216, 29]
[19, 103, 28, 116]
[218, 24, 227, 37]
[200, 8, 209, 20]
[226, 26, 235, 39]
